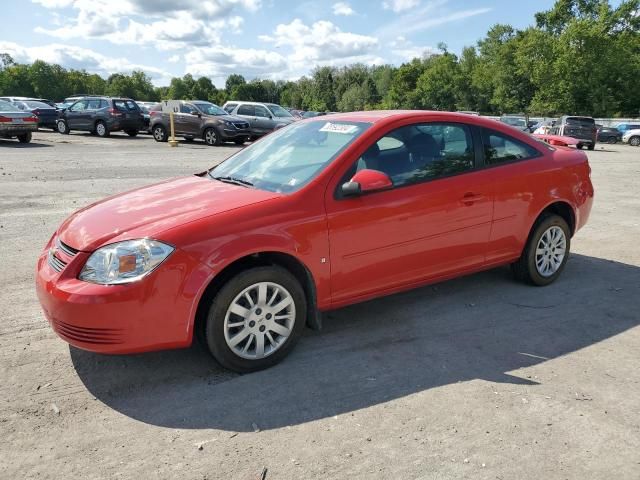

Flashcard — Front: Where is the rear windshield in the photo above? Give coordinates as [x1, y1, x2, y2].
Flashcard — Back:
[0, 100, 20, 112]
[113, 100, 140, 112]
[566, 117, 595, 126]
[25, 101, 53, 109]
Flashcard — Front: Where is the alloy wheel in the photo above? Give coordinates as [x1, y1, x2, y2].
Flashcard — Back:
[223, 281, 296, 360]
[205, 129, 218, 145]
[535, 226, 567, 277]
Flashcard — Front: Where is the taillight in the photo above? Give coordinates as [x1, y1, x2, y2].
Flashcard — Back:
[24, 116, 38, 123]
[108, 108, 124, 117]
[150, 111, 160, 117]
[0, 116, 10, 123]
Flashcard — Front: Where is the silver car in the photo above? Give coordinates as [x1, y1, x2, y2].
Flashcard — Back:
[222, 101, 295, 138]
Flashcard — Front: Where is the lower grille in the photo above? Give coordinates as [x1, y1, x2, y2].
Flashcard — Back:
[233, 122, 249, 129]
[52, 318, 124, 345]
[48, 251, 67, 272]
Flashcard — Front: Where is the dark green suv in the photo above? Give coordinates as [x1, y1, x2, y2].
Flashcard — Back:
[56, 96, 144, 137]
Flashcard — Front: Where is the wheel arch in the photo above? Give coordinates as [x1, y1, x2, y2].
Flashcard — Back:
[192, 250, 320, 345]
[530, 200, 576, 240]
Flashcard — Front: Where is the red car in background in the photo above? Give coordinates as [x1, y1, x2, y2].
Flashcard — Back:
[36, 111, 594, 372]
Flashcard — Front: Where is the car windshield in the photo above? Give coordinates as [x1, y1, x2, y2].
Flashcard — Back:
[566, 117, 594, 126]
[268, 104, 293, 118]
[209, 120, 370, 193]
[194, 102, 227, 116]
[0, 100, 20, 112]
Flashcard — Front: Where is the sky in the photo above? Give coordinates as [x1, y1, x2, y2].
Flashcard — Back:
[1, 0, 560, 87]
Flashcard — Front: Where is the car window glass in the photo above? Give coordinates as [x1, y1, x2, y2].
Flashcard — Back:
[69, 100, 88, 111]
[237, 105, 255, 116]
[482, 129, 539, 165]
[224, 103, 237, 113]
[255, 106, 270, 118]
[125, 100, 139, 111]
[353, 123, 474, 187]
[100, 99, 109, 109]
[86, 99, 101, 109]
[180, 103, 196, 114]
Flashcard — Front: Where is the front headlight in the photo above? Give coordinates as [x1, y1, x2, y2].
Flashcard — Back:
[78, 239, 174, 285]
[223, 120, 234, 128]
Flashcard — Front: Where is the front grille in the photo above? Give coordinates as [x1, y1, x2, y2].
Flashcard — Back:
[51, 318, 124, 345]
[233, 122, 249, 129]
[57, 239, 79, 257]
[48, 251, 67, 272]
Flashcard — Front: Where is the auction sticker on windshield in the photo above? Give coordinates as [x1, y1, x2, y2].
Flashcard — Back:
[319, 122, 359, 134]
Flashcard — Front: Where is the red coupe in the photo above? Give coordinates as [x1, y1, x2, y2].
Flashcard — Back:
[36, 111, 594, 372]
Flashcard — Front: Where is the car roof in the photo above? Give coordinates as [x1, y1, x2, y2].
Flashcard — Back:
[303, 110, 491, 124]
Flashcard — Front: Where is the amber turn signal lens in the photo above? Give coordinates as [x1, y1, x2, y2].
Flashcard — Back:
[119, 255, 137, 273]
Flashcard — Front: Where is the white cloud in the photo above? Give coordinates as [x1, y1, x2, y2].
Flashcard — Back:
[260, 19, 378, 65]
[389, 36, 437, 60]
[32, 0, 259, 48]
[0, 41, 171, 83]
[333, 2, 355, 16]
[383, 0, 420, 13]
[377, 1, 491, 39]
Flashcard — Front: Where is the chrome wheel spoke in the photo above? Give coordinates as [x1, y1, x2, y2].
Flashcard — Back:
[535, 226, 567, 277]
[268, 321, 291, 337]
[224, 281, 296, 360]
[229, 328, 251, 348]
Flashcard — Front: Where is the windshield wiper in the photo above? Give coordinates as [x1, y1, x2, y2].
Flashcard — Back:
[210, 174, 254, 187]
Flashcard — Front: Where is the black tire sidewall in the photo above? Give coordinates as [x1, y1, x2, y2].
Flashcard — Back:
[205, 266, 307, 373]
[96, 121, 109, 137]
[18, 132, 32, 143]
[153, 125, 167, 142]
[525, 215, 571, 286]
[204, 127, 220, 146]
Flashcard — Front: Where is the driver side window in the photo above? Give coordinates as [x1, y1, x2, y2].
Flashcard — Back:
[180, 103, 197, 114]
[255, 105, 270, 118]
[351, 123, 475, 188]
[69, 100, 88, 112]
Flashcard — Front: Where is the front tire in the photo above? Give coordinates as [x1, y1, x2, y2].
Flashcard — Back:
[511, 214, 571, 286]
[234, 138, 246, 145]
[576, 143, 583, 150]
[57, 120, 69, 134]
[204, 127, 221, 146]
[204, 266, 307, 373]
[629, 136, 640, 147]
[152, 125, 168, 142]
[587, 144, 595, 151]
[607, 136, 618, 144]
[17, 132, 32, 143]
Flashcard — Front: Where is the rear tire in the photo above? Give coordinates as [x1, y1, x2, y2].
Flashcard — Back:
[204, 127, 221, 146]
[126, 130, 138, 137]
[587, 144, 595, 151]
[234, 138, 246, 145]
[630, 136, 640, 147]
[17, 132, 32, 143]
[576, 143, 583, 150]
[152, 125, 168, 142]
[57, 120, 69, 134]
[204, 266, 306, 373]
[511, 214, 571, 286]
[95, 121, 109, 138]
[607, 136, 617, 144]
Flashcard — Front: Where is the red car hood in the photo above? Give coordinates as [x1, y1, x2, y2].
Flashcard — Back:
[58, 175, 280, 251]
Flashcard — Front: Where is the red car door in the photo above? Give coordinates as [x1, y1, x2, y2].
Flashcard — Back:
[325, 122, 495, 306]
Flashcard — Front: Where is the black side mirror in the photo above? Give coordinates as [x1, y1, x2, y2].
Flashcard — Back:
[341, 181, 361, 197]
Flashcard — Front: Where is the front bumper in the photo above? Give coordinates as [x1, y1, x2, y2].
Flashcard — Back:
[35, 236, 211, 354]
[220, 127, 250, 140]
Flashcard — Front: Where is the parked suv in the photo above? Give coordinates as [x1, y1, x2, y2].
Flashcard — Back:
[551, 116, 597, 150]
[596, 124, 622, 144]
[56, 96, 144, 137]
[222, 101, 295, 138]
[615, 122, 640, 135]
[150, 100, 250, 146]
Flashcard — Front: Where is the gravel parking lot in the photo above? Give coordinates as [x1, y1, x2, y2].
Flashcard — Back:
[1, 131, 639, 479]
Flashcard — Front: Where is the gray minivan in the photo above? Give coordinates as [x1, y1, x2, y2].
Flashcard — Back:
[222, 101, 296, 138]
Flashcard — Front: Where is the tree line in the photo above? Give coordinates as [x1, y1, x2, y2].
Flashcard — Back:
[1, 0, 638, 117]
